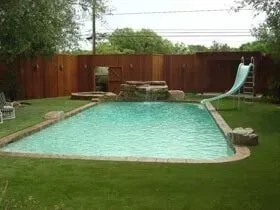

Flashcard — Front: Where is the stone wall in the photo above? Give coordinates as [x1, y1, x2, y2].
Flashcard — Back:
[118, 81, 185, 101]
[118, 81, 168, 101]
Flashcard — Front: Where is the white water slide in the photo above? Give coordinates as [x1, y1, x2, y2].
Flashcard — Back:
[201, 58, 254, 106]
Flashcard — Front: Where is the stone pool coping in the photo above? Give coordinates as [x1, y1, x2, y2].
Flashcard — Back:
[0, 102, 98, 146]
[204, 102, 250, 163]
[0, 100, 250, 164]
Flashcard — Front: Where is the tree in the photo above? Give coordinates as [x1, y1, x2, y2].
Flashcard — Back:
[0, 0, 77, 98]
[209, 41, 233, 52]
[75, 0, 109, 18]
[0, 0, 108, 98]
[236, 0, 280, 56]
[107, 28, 174, 54]
[75, 0, 111, 54]
[188, 45, 209, 53]
[65, 49, 92, 55]
[0, 0, 80, 61]
[173, 42, 190, 54]
[239, 41, 270, 52]
[96, 42, 122, 54]
[237, 0, 280, 101]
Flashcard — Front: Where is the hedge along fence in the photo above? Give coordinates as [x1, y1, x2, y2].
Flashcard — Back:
[0, 52, 275, 99]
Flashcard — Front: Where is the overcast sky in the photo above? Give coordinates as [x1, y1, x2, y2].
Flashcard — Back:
[80, 0, 265, 49]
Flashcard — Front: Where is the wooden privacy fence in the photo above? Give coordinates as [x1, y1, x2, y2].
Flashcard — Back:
[0, 52, 276, 99]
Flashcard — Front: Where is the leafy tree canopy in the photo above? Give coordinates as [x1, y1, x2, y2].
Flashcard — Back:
[0, 0, 109, 99]
[94, 30, 240, 54]
[209, 41, 234, 52]
[239, 40, 270, 52]
[106, 28, 174, 54]
[236, 0, 280, 100]
[0, 0, 78, 62]
[96, 42, 122, 54]
[173, 42, 190, 54]
[188, 45, 209, 53]
[0, 0, 109, 62]
[236, 0, 280, 56]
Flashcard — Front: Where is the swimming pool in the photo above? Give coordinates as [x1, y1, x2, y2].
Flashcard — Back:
[1, 102, 234, 160]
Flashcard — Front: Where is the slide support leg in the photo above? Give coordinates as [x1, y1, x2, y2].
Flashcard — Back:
[238, 89, 241, 110]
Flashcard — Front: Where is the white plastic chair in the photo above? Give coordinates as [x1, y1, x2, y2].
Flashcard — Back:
[0, 92, 16, 120]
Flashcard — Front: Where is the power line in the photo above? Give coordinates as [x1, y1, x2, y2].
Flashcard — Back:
[81, 33, 253, 37]
[105, 8, 252, 16]
[82, 33, 253, 37]
[102, 31, 252, 34]
[158, 32, 251, 34]
[102, 24, 114, 31]
[97, 28, 251, 31]
[105, 35, 253, 37]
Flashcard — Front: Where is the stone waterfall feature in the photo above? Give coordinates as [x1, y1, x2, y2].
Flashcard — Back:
[118, 81, 185, 101]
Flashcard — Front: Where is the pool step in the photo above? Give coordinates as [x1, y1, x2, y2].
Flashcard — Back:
[92, 92, 117, 102]
[92, 98, 101, 103]
[91, 94, 105, 99]
[71, 91, 117, 101]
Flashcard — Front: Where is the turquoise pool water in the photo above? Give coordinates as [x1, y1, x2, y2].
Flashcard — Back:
[1, 102, 234, 160]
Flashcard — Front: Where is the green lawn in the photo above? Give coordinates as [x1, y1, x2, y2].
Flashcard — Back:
[0, 97, 89, 138]
[0, 98, 280, 209]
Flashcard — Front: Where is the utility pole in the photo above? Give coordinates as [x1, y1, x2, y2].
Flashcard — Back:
[92, 0, 96, 54]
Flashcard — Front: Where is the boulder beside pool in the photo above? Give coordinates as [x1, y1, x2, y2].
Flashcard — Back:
[228, 127, 259, 146]
[44, 111, 65, 120]
[168, 90, 185, 101]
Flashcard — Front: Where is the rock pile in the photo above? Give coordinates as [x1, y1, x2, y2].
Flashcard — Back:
[118, 81, 168, 101]
[228, 127, 259, 146]
[118, 81, 185, 101]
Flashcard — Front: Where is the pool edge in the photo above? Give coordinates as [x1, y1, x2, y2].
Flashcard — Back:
[204, 102, 251, 163]
[0, 101, 250, 164]
[0, 102, 98, 147]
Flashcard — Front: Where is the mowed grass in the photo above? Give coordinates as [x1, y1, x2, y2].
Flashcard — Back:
[0, 97, 280, 209]
[0, 97, 89, 138]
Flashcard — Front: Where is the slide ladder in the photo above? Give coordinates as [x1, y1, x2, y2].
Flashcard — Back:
[201, 57, 255, 109]
[243, 58, 255, 98]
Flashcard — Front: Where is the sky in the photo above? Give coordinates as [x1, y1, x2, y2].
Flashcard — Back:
[80, 0, 266, 49]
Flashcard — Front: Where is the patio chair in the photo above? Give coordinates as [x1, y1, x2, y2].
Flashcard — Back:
[0, 92, 15, 120]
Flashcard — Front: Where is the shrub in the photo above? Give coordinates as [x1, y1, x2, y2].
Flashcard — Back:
[268, 77, 280, 103]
